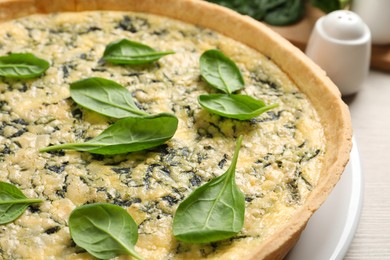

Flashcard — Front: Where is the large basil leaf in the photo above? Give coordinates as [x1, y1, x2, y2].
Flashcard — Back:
[0, 182, 43, 224]
[39, 113, 178, 155]
[200, 49, 244, 94]
[0, 53, 50, 79]
[70, 77, 149, 118]
[103, 39, 175, 65]
[173, 136, 245, 243]
[198, 94, 278, 120]
[69, 203, 143, 260]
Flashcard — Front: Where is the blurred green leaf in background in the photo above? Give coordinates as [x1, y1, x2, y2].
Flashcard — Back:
[207, 0, 351, 26]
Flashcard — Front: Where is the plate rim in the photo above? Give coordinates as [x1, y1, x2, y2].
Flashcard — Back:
[286, 136, 364, 260]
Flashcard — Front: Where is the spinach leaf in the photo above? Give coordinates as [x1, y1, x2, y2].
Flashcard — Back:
[258, 0, 290, 12]
[198, 94, 278, 120]
[69, 203, 143, 260]
[0, 53, 50, 79]
[310, 0, 351, 13]
[39, 113, 178, 155]
[209, 0, 350, 25]
[263, 0, 305, 26]
[207, 0, 268, 20]
[207, 0, 304, 25]
[0, 182, 43, 224]
[70, 77, 149, 118]
[173, 135, 245, 243]
[103, 39, 175, 65]
[200, 49, 244, 94]
[310, 0, 339, 13]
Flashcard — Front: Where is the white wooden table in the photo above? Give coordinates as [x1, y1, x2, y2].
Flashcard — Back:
[344, 70, 390, 259]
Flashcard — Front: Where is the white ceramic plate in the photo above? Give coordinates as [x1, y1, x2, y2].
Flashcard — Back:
[286, 137, 363, 260]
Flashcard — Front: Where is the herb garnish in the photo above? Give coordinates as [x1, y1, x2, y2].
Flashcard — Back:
[103, 39, 175, 65]
[198, 94, 278, 120]
[0, 53, 50, 79]
[199, 49, 277, 120]
[70, 77, 149, 118]
[0, 181, 43, 224]
[69, 203, 143, 260]
[39, 113, 178, 155]
[173, 135, 245, 243]
[200, 49, 244, 94]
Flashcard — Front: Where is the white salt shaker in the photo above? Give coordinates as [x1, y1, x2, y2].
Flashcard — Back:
[305, 10, 371, 96]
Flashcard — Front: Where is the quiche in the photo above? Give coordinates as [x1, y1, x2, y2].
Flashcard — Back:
[0, 0, 352, 259]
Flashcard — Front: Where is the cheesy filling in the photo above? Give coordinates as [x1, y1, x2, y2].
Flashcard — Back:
[0, 11, 325, 259]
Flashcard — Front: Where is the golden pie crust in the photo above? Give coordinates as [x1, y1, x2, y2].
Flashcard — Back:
[0, 0, 352, 259]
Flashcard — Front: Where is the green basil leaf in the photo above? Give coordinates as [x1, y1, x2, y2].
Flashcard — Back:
[39, 113, 178, 155]
[103, 39, 175, 65]
[0, 182, 43, 224]
[0, 53, 50, 79]
[70, 77, 149, 118]
[69, 203, 143, 260]
[263, 0, 305, 26]
[173, 135, 245, 243]
[198, 94, 278, 120]
[200, 49, 245, 94]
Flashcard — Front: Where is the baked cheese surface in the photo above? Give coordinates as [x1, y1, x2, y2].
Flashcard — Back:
[0, 11, 325, 259]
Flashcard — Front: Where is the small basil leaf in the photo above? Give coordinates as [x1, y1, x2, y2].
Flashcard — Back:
[39, 113, 178, 155]
[0, 182, 43, 224]
[173, 135, 245, 243]
[0, 53, 50, 79]
[69, 203, 143, 260]
[103, 39, 175, 65]
[263, 0, 305, 26]
[200, 49, 245, 94]
[198, 94, 278, 120]
[70, 77, 149, 118]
